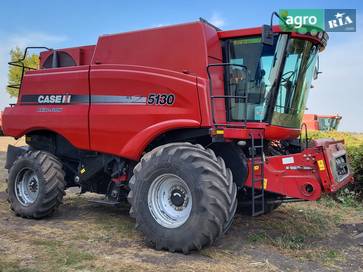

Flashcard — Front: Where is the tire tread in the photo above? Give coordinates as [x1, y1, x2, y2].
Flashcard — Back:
[128, 142, 237, 253]
[7, 150, 65, 219]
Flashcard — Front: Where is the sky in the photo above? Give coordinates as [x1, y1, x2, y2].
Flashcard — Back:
[0, 0, 362, 131]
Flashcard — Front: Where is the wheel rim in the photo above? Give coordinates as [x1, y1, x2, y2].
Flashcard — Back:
[14, 168, 40, 206]
[148, 173, 192, 228]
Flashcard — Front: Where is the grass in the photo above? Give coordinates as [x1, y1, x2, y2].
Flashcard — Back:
[0, 179, 6, 191]
[32, 239, 94, 270]
[300, 248, 346, 267]
[246, 203, 341, 247]
[0, 260, 38, 272]
[247, 232, 268, 243]
[241, 200, 360, 267]
[0, 136, 362, 271]
[318, 195, 363, 216]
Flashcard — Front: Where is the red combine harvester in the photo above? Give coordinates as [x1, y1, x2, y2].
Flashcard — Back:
[2, 17, 353, 253]
[303, 114, 342, 131]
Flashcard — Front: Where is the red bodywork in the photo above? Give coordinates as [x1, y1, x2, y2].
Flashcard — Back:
[2, 21, 353, 200]
[303, 114, 342, 131]
[244, 138, 352, 200]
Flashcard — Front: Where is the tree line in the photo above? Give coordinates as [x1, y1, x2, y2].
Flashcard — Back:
[7, 47, 39, 98]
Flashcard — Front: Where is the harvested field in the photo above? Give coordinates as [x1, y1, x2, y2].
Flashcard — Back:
[0, 137, 362, 272]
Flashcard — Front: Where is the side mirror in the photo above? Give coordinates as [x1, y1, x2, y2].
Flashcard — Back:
[261, 25, 274, 46]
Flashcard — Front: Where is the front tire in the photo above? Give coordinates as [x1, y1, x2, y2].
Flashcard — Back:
[128, 143, 237, 253]
[7, 150, 65, 219]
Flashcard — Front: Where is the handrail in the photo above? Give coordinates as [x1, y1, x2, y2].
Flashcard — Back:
[7, 46, 52, 90]
[206, 63, 248, 129]
[300, 122, 309, 149]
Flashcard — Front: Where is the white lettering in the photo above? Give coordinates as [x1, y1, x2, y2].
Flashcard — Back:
[286, 15, 318, 29]
[308, 16, 317, 25]
[55, 95, 62, 103]
[295, 16, 302, 28]
[328, 20, 338, 28]
[38, 95, 45, 103]
[286, 16, 294, 25]
[37, 94, 72, 104]
[344, 16, 353, 25]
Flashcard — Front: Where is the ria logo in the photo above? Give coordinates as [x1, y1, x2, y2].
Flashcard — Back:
[38, 94, 72, 104]
[328, 12, 352, 28]
[325, 9, 356, 32]
[328, 12, 353, 29]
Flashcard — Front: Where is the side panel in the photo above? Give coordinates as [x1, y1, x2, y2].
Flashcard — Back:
[3, 66, 90, 150]
[244, 149, 324, 200]
[244, 144, 352, 200]
[89, 65, 202, 160]
[92, 22, 209, 78]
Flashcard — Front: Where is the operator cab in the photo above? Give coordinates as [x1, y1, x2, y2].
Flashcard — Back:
[318, 116, 342, 131]
[214, 26, 328, 135]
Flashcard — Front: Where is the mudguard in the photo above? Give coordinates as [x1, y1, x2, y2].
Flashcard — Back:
[5, 145, 29, 169]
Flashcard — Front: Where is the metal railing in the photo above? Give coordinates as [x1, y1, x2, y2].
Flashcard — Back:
[206, 63, 249, 129]
[7, 47, 52, 90]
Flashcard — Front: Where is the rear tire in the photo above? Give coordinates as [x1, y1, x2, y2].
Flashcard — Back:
[7, 150, 65, 219]
[128, 142, 237, 253]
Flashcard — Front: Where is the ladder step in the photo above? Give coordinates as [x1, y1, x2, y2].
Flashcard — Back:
[250, 131, 265, 217]
[253, 178, 264, 183]
[88, 198, 121, 206]
[253, 194, 264, 200]
[253, 161, 264, 165]
[252, 210, 265, 216]
[253, 145, 264, 149]
[253, 175, 264, 179]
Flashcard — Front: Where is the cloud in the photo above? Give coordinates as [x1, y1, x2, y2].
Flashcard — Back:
[208, 12, 226, 28]
[0, 32, 68, 110]
[6, 33, 67, 50]
[151, 23, 166, 28]
[306, 19, 363, 132]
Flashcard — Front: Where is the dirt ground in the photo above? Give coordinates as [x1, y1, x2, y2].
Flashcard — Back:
[0, 137, 363, 272]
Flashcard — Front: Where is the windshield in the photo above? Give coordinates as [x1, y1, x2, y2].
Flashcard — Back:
[224, 34, 319, 128]
[318, 117, 340, 131]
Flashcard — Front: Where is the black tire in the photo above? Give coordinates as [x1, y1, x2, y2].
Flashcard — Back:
[7, 150, 65, 219]
[237, 189, 282, 216]
[128, 142, 237, 253]
[239, 202, 282, 216]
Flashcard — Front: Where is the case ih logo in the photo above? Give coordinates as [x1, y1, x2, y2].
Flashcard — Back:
[38, 94, 72, 104]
